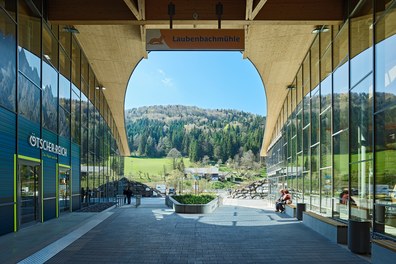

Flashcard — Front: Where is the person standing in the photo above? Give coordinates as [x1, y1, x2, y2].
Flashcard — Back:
[126, 187, 133, 205]
[81, 187, 85, 203]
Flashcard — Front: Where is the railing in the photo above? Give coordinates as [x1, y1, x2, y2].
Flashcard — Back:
[116, 195, 125, 207]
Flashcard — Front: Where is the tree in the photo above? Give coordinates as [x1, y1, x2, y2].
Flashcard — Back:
[167, 148, 182, 169]
[202, 155, 210, 165]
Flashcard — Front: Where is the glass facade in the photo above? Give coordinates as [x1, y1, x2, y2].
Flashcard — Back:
[0, 0, 124, 236]
[266, 0, 396, 239]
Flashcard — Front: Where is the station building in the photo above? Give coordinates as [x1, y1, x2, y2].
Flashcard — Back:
[0, 0, 395, 246]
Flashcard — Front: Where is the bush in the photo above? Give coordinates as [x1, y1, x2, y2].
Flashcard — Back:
[173, 194, 216, 204]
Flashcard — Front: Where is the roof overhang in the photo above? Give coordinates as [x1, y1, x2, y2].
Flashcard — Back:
[46, 0, 345, 156]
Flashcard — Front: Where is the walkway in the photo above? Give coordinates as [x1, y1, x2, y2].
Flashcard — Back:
[0, 198, 369, 264]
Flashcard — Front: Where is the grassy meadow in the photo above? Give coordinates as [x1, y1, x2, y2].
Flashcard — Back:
[124, 157, 192, 184]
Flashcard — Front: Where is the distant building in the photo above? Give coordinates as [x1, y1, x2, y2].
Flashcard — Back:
[184, 167, 221, 181]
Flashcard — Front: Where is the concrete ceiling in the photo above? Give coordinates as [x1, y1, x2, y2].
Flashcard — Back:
[47, 0, 344, 156]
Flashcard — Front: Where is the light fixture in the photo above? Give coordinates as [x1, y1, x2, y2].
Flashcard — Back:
[95, 86, 106, 91]
[287, 84, 296, 90]
[216, 2, 223, 29]
[44, 54, 51, 61]
[168, 2, 175, 29]
[312, 25, 329, 34]
[62, 25, 79, 34]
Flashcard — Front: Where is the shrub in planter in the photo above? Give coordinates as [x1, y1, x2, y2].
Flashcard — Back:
[172, 194, 216, 204]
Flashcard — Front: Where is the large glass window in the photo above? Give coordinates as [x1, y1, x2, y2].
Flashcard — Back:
[71, 88, 80, 144]
[1, 0, 17, 20]
[350, 160, 373, 221]
[321, 168, 332, 216]
[303, 126, 310, 172]
[0, 9, 16, 112]
[375, 2, 396, 112]
[320, 109, 332, 168]
[333, 131, 349, 220]
[333, 62, 349, 133]
[59, 48, 70, 80]
[59, 106, 70, 138]
[375, 106, 396, 237]
[350, 74, 373, 163]
[311, 38, 319, 89]
[320, 75, 332, 113]
[18, 74, 40, 123]
[71, 38, 80, 87]
[42, 24, 58, 70]
[333, 22, 349, 69]
[18, 1, 40, 59]
[42, 62, 58, 133]
[59, 75, 71, 112]
[311, 145, 320, 212]
[311, 87, 320, 145]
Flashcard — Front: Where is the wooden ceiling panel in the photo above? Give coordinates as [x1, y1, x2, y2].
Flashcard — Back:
[254, 0, 344, 21]
[47, 0, 136, 23]
[145, 0, 245, 20]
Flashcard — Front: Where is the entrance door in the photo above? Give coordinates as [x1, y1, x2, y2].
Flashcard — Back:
[59, 167, 71, 213]
[18, 161, 41, 227]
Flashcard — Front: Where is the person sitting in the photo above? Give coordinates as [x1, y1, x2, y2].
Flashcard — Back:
[275, 189, 285, 212]
[275, 189, 292, 213]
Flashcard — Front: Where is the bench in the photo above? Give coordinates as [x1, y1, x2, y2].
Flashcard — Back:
[285, 204, 296, 218]
[302, 211, 348, 244]
[372, 239, 396, 264]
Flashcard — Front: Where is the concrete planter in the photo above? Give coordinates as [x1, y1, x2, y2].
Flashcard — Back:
[166, 195, 219, 214]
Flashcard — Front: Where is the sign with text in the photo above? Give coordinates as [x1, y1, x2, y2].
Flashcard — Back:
[146, 29, 244, 51]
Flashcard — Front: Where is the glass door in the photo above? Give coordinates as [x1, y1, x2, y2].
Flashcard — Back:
[19, 161, 41, 227]
[59, 167, 71, 213]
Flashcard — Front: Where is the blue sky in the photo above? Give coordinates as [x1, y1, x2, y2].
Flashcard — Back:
[125, 51, 267, 116]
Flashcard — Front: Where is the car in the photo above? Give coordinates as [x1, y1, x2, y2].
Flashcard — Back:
[168, 187, 176, 195]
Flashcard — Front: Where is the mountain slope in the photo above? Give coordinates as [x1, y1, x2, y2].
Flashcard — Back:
[125, 105, 266, 162]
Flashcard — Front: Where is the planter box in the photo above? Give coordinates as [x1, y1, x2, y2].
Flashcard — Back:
[166, 195, 219, 214]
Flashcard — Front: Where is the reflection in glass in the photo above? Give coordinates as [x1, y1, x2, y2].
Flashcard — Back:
[333, 22, 348, 69]
[71, 38, 80, 87]
[303, 126, 310, 172]
[321, 168, 332, 216]
[71, 90, 81, 144]
[59, 75, 71, 112]
[375, 34, 396, 111]
[18, 74, 40, 123]
[350, 74, 373, 163]
[59, 106, 70, 138]
[18, 47, 40, 86]
[311, 87, 319, 145]
[42, 62, 58, 133]
[350, 160, 373, 221]
[311, 145, 320, 197]
[375, 106, 396, 237]
[333, 62, 349, 133]
[320, 75, 332, 113]
[1, 0, 17, 20]
[333, 131, 349, 220]
[18, 3, 40, 57]
[0, 9, 16, 111]
[320, 109, 331, 168]
[43, 24, 59, 69]
[311, 37, 319, 89]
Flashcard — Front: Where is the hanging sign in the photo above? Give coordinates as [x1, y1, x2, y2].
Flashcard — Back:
[146, 29, 244, 51]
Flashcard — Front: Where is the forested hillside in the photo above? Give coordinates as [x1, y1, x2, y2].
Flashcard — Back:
[125, 105, 265, 162]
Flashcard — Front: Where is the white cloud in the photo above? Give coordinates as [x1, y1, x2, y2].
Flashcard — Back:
[158, 69, 174, 88]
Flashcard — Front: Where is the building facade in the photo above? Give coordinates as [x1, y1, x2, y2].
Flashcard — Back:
[0, 1, 124, 236]
[266, 0, 396, 239]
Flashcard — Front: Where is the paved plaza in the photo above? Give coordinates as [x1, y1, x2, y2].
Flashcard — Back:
[0, 198, 369, 264]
